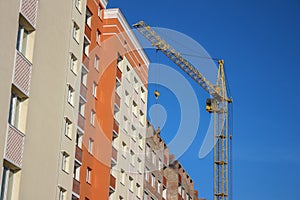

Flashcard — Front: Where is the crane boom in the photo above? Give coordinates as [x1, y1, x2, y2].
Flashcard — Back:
[133, 20, 233, 200]
[133, 21, 232, 103]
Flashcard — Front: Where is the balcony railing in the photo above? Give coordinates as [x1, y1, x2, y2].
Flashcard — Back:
[111, 146, 117, 162]
[113, 120, 119, 134]
[85, 24, 92, 41]
[80, 83, 87, 100]
[116, 68, 122, 81]
[72, 178, 80, 196]
[75, 146, 82, 162]
[78, 113, 85, 130]
[14, 50, 32, 96]
[20, 0, 38, 28]
[110, 175, 116, 189]
[5, 124, 25, 168]
[114, 93, 121, 108]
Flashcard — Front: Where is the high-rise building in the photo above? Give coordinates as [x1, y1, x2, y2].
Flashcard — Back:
[73, 1, 149, 200]
[0, 0, 86, 199]
[102, 8, 150, 200]
[0, 1, 204, 200]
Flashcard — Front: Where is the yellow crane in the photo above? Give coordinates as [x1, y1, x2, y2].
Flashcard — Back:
[133, 21, 233, 200]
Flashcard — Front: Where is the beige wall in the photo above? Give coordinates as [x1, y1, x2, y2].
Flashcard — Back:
[0, 0, 21, 182]
[18, 0, 85, 199]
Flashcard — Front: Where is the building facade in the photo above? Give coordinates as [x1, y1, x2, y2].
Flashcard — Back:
[0, 0, 86, 199]
[0, 1, 204, 200]
[102, 8, 149, 200]
[145, 123, 203, 200]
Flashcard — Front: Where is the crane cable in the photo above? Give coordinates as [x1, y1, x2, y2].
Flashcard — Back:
[153, 50, 161, 130]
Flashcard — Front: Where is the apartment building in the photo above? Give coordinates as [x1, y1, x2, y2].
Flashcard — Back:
[145, 123, 203, 200]
[0, 1, 204, 200]
[73, 0, 149, 198]
[73, 0, 113, 199]
[102, 8, 150, 200]
[0, 0, 86, 199]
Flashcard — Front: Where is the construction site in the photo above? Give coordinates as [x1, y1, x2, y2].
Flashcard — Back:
[0, 0, 235, 199]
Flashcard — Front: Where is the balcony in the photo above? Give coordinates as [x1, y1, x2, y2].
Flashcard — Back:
[5, 124, 25, 168]
[20, 0, 38, 28]
[110, 174, 116, 189]
[72, 178, 80, 196]
[114, 93, 121, 109]
[113, 120, 119, 134]
[163, 176, 167, 186]
[78, 113, 85, 130]
[80, 83, 87, 100]
[111, 146, 117, 163]
[85, 24, 92, 41]
[14, 51, 32, 96]
[75, 146, 82, 162]
[116, 68, 122, 81]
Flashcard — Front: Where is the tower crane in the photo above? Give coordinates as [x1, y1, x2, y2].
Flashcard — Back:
[133, 21, 233, 200]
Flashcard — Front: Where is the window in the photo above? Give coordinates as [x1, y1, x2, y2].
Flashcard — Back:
[139, 110, 145, 125]
[129, 176, 134, 192]
[0, 166, 14, 200]
[146, 144, 150, 158]
[152, 150, 156, 165]
[64, 118, 72, 138]
[120, 169, 125, 185]
[73, 161, 81, 181]
[143, 192, 148, 200]
[8, 92, 23, 129]
[131, 125, 136, 136]
[72, 195, 79, 200]
[132, 101, 138, 116]
[75, 0, 82, 12]
[16, 24, 29, 56]
[158, 159, 162, 170]
[88, 138, 93, 154]
[76, 130, 83, 148]
[70, 53, 78, 73]
[122, 142, 127, 157]
[83, 37, 90, 56]
[138, 134, 143, 149]
[86, 168, 92, 183]
[92, 82, 97, 97]
[79, 98, 85, 116]
[81, 66, 88, 86]
[141, 86, 146, 102]
[124, 90, 129, 106]
[137, 158, 142, 173]
[90, 110, 95, 126]
[162, 186, 167, 199]
[123, 116, 129, 132]
[73, 22, 80, 42]
[94, 56, 99, 70]
[62, 152, 70, 173]
[96, 30, 101, 44]
[58, 187, 66, 200]
[136, 183, 141, 197]
[67, 84, 75, 105]
[85, 7, 92, 27]
[151, 174, 155, 188]
[158, 180, 161, 194]
[98, 6, 102, 18]
[145, 167, 149, 182]
[130, 150, 135, 166]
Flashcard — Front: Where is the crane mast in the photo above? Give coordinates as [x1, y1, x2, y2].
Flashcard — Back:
[133, 21, 232, 200]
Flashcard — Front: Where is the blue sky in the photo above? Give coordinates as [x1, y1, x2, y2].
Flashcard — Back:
[108, 1, 300, 199]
